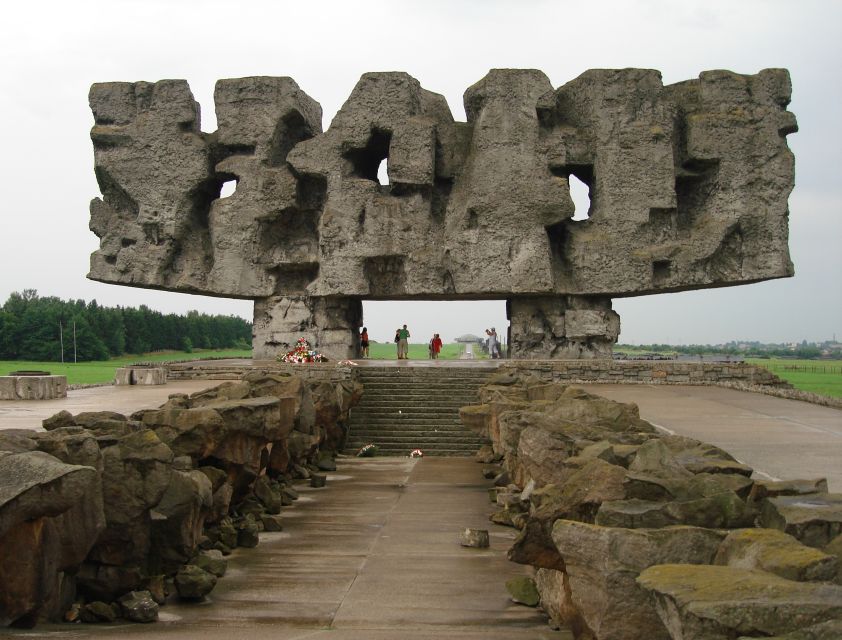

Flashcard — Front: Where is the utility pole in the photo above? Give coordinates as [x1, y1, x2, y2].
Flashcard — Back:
[59, 321, 64, 363]
[73, 320, 77, 364]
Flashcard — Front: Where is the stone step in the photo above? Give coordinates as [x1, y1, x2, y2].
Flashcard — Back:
[346, 443, 486, 452]
[347, 367, 494, 458]
[346, 450, 478, 457]
[349, 419, 470, 428]
[351, 406, 473, 415]
[347, 430, 486, 440]
[356, 388, 481, 395]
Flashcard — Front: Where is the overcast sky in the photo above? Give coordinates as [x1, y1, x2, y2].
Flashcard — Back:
[1, 0, 839, 345]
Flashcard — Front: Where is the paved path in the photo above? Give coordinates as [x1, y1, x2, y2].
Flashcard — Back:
[580, 384, 842, 491]
[0, 381, 217, 431]
[12, 458, 567, 640]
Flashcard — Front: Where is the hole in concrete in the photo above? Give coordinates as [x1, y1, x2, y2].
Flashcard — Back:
[467, 209, 479, 229]
[360, 300, 508, 359]
[268, 110, 315, 167]
[653, 259, 672, 283]
[219, 180, 237, 199]
[569, 173, 591, 221]
[344, 128, 391, 183]
[377, 158, 389, 185]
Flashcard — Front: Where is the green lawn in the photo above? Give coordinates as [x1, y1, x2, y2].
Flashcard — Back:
[0, 349, 252, 385]
[366, 342, 467, 360]
[746, 358, 842, 398]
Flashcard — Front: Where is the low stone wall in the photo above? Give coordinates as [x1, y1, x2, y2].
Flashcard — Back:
[500, 359, 788, 388]
[163, 361, 358, 383]
[462, 370, 842, 639]
[0, 375, 67, 400]
[0, 371, 362, 627]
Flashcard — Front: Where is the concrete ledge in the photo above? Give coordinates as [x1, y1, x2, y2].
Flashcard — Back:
[114, 366, 167, 385]
[0, 375, 67, 400]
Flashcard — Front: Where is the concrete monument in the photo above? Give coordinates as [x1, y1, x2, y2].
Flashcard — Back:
[88, 68, 796, 359]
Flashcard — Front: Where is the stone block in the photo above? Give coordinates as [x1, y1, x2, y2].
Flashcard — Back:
[0, 376, 67, 400]
[759, 494, 842, 548]
[714, 528, 840, 583]
[459, 528, 489, 548]
[637, 564, 842, 639]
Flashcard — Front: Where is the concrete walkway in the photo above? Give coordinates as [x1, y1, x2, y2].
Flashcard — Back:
[12, 457, 567, 640]
[0, 381, 218, 431]
[580, 384, 842, 491]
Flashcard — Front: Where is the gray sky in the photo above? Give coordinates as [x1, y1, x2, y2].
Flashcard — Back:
[1, 0, 839, 345]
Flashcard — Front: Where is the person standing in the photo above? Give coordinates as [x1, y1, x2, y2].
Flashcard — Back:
[360, 326, 369, 358]
[431, 333, 443, 359]
[485, 327, 499, 359]
[397, 324, 410, 359]
[394, 328, 401, 358]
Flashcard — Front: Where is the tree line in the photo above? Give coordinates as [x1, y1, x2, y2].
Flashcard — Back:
[0, 290, 252, 362]
[617, 342, 827, 359]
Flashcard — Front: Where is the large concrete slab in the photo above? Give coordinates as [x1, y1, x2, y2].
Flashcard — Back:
[580, 384, 842, 491]
[5, 457, 566, 639]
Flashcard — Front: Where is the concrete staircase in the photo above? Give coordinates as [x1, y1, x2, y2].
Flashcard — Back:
[345, 366, 494, 456]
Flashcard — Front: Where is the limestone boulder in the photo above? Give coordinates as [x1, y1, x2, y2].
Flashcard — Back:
[661, 435, 752, 476]
[84, 429, 173, 585]
[516, 425, 575, 487]
[535, 568, 593, 638]
[118, 590, 158, 623]
[741, 619, 842, 640]
[759, 493, 842, 548]
[505, 576, 539, 606]
[0, 430, 38, 453]
[460, 404, 495, 440]
[0, 451, 101, 626]
[637, 564, 842, 639]
[244, 372, 317, 434]
[552, 521, 725, 640]
[596, 490, 754, 530]
[714, 528, 840, 583]
[174, 564, 217, 600]
[149, 469, 213, 574]
[749, 478, 829, 502]
[509, 460, 627, 569]
[595, 499, 676, 529]
[308, 378, 362, 452]
[192, 549, 227, 577]
[0, 451, 98, 540]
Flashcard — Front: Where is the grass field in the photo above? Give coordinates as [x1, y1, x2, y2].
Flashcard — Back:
[746, 358, 842, 398]
[366, 342, 469, 360]
[0, 349, 252, 385]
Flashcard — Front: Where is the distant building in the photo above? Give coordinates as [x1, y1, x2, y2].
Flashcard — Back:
[455, 333, 484, 344]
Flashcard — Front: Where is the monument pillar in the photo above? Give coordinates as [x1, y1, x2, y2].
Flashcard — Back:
[507, 296, 619, 360]
[253, 295, 362, 361]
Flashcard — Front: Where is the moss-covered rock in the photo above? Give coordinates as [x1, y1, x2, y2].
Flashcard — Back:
[637, 564, 842, 638]
[715, 528, 840, 583]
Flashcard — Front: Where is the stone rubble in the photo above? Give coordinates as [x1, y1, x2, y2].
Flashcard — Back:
[462, 370, 842, 639]
[0, 371, 360, 628]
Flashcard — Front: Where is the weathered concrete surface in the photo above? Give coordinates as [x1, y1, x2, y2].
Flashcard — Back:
[114, 367, 167, 386]
[0, 375, 67, 400]
[580, 384, 842, 491]
[4, 458, 568, 639]
[87, 69, 797, 360]
[0, 381, 216, 431]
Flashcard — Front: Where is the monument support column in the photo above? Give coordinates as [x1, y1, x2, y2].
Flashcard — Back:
[253, 295, 362, 361]
[507, 295, 620, 360]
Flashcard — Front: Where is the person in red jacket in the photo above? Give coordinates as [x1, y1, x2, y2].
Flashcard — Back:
[431, 333, 443, 359]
